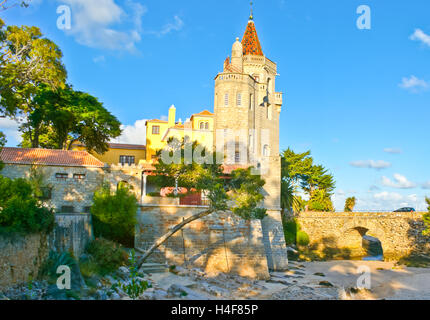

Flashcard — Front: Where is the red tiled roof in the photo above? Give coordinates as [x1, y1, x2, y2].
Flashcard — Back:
[0, 147, 105, 168]
[242, 21, 263, 56]
[108, 143, 146, 150]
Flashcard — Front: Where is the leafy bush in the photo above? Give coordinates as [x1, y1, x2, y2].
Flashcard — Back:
[424, 197, 430, 236]
[91, 183, 138, 247]
[297, 231, 310, 246]
[41, 251, 77, 281]
[283, 218, 298, 245]
[0, 176, 55, 234]
[120, 250, 150, 299]
[86, 238, 129, 276]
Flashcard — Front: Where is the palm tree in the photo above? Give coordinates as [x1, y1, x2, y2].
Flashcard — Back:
[344, 197, 357, 212]
[281, 179, 303, 215]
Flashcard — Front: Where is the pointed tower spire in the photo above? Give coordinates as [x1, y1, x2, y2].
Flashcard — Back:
[241, 9, 263, 56]
[249, 1, 254, 20]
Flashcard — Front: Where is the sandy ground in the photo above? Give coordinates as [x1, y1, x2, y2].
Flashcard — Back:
[278, 260, 430, 300]
[145, 260, 430, 300]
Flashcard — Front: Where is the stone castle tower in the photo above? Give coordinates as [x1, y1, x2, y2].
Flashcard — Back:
[213, 14, 288, 270]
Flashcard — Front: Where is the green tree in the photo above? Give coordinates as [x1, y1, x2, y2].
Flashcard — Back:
[20, 85, 122, 153]
[424, 197, 430, 236]
[344, 197, 357, 212]
[136, 139, 267, 266]
[0, 175, 55, 234]
[307, 189, 334, 212]
[281, 148, 335, 213]
[91, 183, 139, 247]
[0, 19, 67, 120]
[0, 130, 5, 171]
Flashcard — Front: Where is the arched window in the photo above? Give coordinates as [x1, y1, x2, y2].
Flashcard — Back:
[237, 93, 242, 106]
[199, 122, 210, 130]
[263, 145, 270, 157]
[224, 93, 229, 106]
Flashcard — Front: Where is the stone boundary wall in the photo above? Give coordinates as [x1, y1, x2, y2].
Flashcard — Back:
[136, 205, 270, 279]
[295, 212, 430, 259]
[0, 233, 49, 290]
[49, 214, 93, 258]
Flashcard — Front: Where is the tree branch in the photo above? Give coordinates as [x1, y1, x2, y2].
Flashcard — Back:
[135, 209, 214, 268]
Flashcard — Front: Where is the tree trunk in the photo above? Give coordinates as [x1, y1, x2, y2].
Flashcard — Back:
[136, 209, 213, 268]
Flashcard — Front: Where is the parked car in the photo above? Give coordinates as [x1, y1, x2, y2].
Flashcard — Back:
[394, 207, 416, 213]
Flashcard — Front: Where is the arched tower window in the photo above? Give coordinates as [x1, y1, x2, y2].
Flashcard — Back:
[224, 93, 229, 106]
[237, 93, 242, 106]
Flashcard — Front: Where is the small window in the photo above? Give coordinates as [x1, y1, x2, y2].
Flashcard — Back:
[61, 206, 74, 213]
[55, 173, 68, 180]
[224, 93, 229, 106]
[152, 125, 160, 135]
[235, 151, 241, 164]
[119, 155, 135, 165]
[83, 206, 92, 214]
[73, 174, 86, 180]
[237, 93, 242, 106]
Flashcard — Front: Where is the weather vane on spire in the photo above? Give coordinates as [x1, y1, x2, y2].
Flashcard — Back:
[249, 1, 254, 20]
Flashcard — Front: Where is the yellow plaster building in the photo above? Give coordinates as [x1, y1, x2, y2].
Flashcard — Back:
[145, 106, 214, 162]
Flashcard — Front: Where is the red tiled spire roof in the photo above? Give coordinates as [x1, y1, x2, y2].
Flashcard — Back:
[241, 20, 263, 56]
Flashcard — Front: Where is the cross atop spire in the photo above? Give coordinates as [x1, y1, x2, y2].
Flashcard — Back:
[249, 1, 254, 20]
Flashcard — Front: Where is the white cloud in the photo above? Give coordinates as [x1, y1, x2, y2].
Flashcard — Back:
[111, 119, 147, 145]
[399, 75, 429, 93]
[410, 28, 430, 47]
[383, 148, 402, 154]
[0, 118, 21, 146]
[350, 160, 391, 170]
[146, 15, 184, 37]
[344, 192, 426, 212]
[93, 55, 106, 63]
[58, 0, 147, 51]
[373, 191, 403, 201]
[381, 174, 417, 189]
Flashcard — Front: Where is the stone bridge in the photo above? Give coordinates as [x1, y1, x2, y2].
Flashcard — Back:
[295, 212, 430, 260]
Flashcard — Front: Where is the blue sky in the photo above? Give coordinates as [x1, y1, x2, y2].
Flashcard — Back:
[1, 0, 429, 211]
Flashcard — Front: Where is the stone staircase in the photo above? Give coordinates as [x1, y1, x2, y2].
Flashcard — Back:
[139, 263, 170, 274]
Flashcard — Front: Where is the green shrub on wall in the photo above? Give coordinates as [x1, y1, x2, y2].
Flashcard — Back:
[0, 176, 55, 234]
[283, 217, 310, 247]
[297, 231, 310, 246]
[283, 219, 298, 245]
[91, 183, 138, 247]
